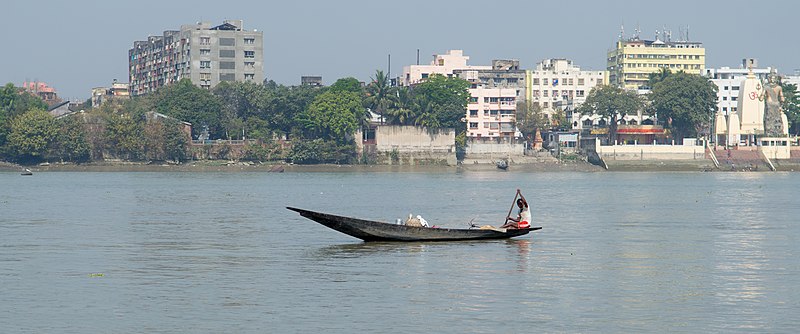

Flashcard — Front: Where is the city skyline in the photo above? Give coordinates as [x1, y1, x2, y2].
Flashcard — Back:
[3, 0, 799, 99]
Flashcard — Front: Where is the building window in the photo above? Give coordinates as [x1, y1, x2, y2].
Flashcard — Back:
[469, 97, 478, 103]
[200, 73, 211, 80]
[245, 61, 255, 69]
[244, 51, 255, 58]
[469, 122, 478, 129]
[533, 78, 540, 85]
[200, 37, 210, 45]
[724, 86, 729, 90]
[543, 78, 549, 85]
[576, 90, 585, 97]
[543, 90, 548, 97]
[200, 49, 211, 55]
[220, 50, 235, 58]
[723, 97, 727, 101]
[244, 38, 255, 45]
[421, 73, 429, 79]
[732, 86, 740, 90]
[469, 110, 478, 117]
[245, 73, 255, 80]
[200, 61, 211, 69]
[732, 96, 738, 101]
[543, 102, 549, 108]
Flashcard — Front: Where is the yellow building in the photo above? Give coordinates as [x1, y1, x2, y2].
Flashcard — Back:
[607, 37, 705, 90]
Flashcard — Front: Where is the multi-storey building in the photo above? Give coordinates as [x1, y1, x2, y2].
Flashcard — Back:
[705, 59, 773, 118]
[400, 50, 490, 86]
[129, 20, 263, 96]
[527, 58, 607, 128]
[607, 33, 705, 90]
[454, 60, 526, 140]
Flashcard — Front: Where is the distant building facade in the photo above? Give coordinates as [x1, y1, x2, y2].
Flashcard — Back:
[301, 76, 323, 87]
[527, 59, 607, 130]
[454, 60, 526, 140]
[400, 50, 490, 86]
[129, 20, 263, 96]
[22, 81, 61, 107]
[607, 32, 705, 90]
[92, 80, 130, 107]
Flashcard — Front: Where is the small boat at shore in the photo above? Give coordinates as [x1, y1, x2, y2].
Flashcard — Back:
[21, 168, 32, 176]
[496, 159, 508, 170]
[287, 207, 540, 242]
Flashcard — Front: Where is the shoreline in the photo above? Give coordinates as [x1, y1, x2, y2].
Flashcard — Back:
[3, 159, 798, 173]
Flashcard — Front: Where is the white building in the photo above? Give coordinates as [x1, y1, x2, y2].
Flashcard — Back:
[528, 59, 607, 130]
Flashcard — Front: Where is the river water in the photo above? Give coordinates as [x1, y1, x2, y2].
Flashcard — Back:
[1, 170, 798, 333]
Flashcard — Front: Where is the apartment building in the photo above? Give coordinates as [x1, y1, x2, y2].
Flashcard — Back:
[454, 60, 526, 139]
[528, 58, 607, 124]
[400, 50, 490, 86]
[129, 20, 263, 96]
[607, 32, 705, 90]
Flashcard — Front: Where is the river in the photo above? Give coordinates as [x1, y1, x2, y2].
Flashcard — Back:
[1, 171, 798, 333]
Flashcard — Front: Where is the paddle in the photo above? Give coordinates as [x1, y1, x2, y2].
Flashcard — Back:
[504, 189, 520, 225]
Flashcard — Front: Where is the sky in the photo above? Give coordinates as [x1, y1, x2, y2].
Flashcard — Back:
[2, 0, 799, 99]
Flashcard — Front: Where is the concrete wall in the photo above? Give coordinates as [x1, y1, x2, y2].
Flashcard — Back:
[466, 142, 525, 155]
[357, 126, 456, 165]
[597, 144, 706, 160]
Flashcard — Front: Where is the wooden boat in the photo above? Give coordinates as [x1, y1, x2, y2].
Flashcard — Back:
[287, 207, 541, 242]
[21, 168, 32, 176]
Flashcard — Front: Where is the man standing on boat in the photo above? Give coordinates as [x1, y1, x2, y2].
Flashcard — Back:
[502, 190, 531, 229]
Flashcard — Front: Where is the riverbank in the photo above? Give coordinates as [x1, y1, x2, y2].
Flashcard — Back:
[3, 159, 798, 173]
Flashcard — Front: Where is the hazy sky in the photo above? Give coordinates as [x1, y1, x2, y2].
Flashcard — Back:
[3, 0, 799, 99]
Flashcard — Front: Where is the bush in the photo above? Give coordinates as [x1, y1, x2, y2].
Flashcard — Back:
[288, 139, 356, 164]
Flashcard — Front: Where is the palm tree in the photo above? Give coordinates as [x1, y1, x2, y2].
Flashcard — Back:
[385, 86, 417, 125]
[364, 70, 394, 124]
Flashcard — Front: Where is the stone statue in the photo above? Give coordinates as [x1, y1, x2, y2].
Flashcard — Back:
[761, 73, 785, 136]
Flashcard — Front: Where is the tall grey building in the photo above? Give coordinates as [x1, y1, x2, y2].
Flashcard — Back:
[129, 20, 263, 96]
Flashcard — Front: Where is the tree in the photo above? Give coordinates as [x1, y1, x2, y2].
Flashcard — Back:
[515, 100, 546, 144]
[364, 70, 395, 124]
[578, 85, 644, 143]
[780, 82, 800, 135]
[650, 72, 718, 142]
[152, 79, 223, 139]
[329, 77, 364, 94]
[104, 112, 144, 160]
[411, 74, 470, 130]
[384, 86, 417, 125]
[0, 83, 48, 157]
[6, 109, 58, 163]
[301, 90, 363, 141]
[53, 116, 90, 163]
[647, 68, 672, 88]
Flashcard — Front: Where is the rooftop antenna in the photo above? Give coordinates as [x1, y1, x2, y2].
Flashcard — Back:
[416, 49, 420, 65]
[634, 23, 641, 40]
[619, 21, 625, 40]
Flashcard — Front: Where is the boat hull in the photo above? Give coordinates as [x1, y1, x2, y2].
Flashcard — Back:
[287, 207, 540, 242]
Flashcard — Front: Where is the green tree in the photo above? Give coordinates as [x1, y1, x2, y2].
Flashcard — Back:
[411, 74, 470, 130]
[329, 77, 364, 94]
[647, 68, 672, 88]
[301, 90, 363, 141]
[384, 86, 417, 125]
[104, 112, 144, 160]
[364, 70, 395, 124]
[7, 109, 58, 163]
[53, 116, 90, 162]
[0, 83, 48, 156]
[650, 72, 718, 142]
[152, 79, 222, 139]
[578, 85, 644, 143]
[515, 100, 545, 142]
[780, 82, 800, 135]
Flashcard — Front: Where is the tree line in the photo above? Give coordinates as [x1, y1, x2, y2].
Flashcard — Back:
[0, 72, 471, 165]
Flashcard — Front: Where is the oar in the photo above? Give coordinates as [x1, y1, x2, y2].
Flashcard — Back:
[504, 189, 520, 224]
